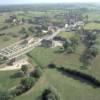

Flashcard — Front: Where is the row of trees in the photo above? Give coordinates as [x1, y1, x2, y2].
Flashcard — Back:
[48, 64, 100, 87]
[57, 66, 100, 87]
[0, 65, 43, 100]
[80, 30, 99, 66]
[63, 36, 79, 53]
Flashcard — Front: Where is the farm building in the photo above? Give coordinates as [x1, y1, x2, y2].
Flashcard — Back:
[41, 39, 53, 48]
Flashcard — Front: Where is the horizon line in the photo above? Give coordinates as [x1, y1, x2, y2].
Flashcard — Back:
[0, 2, 99, 6]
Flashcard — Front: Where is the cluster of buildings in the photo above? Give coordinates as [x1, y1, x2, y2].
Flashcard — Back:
[65, 21, 84, 31]
[6, 15, 25, 25]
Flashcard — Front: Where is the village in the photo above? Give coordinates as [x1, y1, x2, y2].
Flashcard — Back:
[0, 3, 100, 100]
[0, 14, 85, 71]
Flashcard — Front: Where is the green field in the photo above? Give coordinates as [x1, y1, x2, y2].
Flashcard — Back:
[0, 6, 100, 100]
[5, 21, 100, 100]
[84, 22, 100, 30]
[0, 23, 34, 48]
[58, 31, 75, 39]
[16, 69, 100, 100]
[84, 11, 100, 21]
[0, 70, 21, 91]
[15, 46, 100, 100]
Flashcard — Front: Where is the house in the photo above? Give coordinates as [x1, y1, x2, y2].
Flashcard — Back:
[65, 21, 84, 31]
[26, 37, 34, 44]
[75, 21, 84, 26]
[52, 41, 63, 48]
[41, 39, 53, 48]
[42, 30, 48, 34]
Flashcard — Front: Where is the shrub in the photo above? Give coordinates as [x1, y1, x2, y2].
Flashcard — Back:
[0, 91, 13, 100]
[30, 67, 42, 79]
[48, 63, 56, 68]
[21, 65, 28, 75]
[41, 87, 60, 100]
[11, 71, 25, 78]
[67, 46, 74, 53]
[57, 67, 100, 87]
[20, 77, 36, 90]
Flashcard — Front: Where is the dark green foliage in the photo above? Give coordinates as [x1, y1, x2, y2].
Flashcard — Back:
[80, 47, 98, 66]
[0, 91, 13, 100]
[48, 63, 56, 68]
[0, 25, 9, 30]
[11, 71, 25, 78]
[10, 77, 36, 97]
[28, 26, 35, 33]
[30, 67, 42, 79]
[80, 30, 98, 66]
[21, 77, 36, 90]
[21, 65, 28, 75]
[63, 36, 79, 54]
[57, 67, 100, 87]
[0, 57, 7, 64]
[41, 87, 60, 100]
[11, 85, 25, 96]
[66, 46, 75, 53]
[20, 27, 27, 34]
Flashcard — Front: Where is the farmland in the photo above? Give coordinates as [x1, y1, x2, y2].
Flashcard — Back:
[0, 3, 100, 100]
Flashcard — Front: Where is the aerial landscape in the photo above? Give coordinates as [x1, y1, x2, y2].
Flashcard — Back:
[0, 0, 100, 100]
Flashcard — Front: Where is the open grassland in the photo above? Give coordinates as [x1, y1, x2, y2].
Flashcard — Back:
[15, 44, 100, 100]
[16, 70, 100, 100]
[84, 22, 100, 30]
[15, 75, 49, 100]
[0, 35, 20, 48]
[0, 10, 100, 100]
[58, 31, 75, 39]
[0, 23, 34, 48]
[84, 11, 100, 21]
[0, 70, 21, 91]
[0, 23, 33, 34]
[0, 15, 6, 23]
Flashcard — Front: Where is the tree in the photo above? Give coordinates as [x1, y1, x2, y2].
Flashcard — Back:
[63, 35, 79, 54]
[0, 91, 13, 100]
[48, 63, 56, 68]
[63, 40, 70, 50]
[20, 27, 27, 34]
[0, 56, 7, 64]
[41, 87, 60, 100]
[88, 47, 98, 58]
[80, 47, 98, 66]
[21, 65, 28, 75]
[84, 31, 97, 47]
[70, 36, 79, 46]
[28, 26, 35, 33]
[30, 67, 42, 78]
[21, 77, 36, 90]
[67, 46, 74, 53]
[84, 15, 88, 24]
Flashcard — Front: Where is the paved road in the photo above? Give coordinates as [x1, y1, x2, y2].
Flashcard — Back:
[0, 28, 63, 60]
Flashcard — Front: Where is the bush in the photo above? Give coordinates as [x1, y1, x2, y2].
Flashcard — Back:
[48, 63, 56, 68]
[67, 46, 74, 53]
[0, 91, 13, 100]
[0, 25, 8, 30]
[21, 65, 28, 75]
[11, 85, 24, 96]
[11, 71, 25, 78]
[19, 27, 27, 34]
[21, 77, 36, 90]
[11, 77, 36, 97]
[57, 67, 100, 87]
[41, 87, 60, 100]
[30, 67, 42, 79]
[3, 36, 9, 41]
